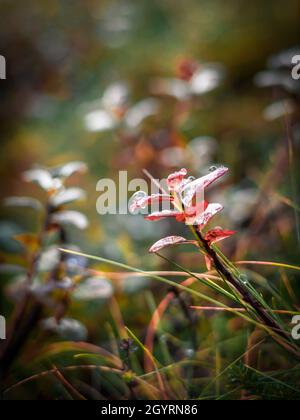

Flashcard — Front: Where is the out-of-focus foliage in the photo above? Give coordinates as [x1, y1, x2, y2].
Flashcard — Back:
[0, 0, 300, 400]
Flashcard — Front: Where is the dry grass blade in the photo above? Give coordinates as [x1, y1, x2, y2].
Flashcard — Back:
[4, 365, 124, 395]
[35, 341, 123, 369]
[145, 277, 195, 373]
[237, 260, 300, 272]
[191, 306, 300, 315]
[51, 364, 86, 400]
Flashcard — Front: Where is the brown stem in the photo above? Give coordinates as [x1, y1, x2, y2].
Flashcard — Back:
[0, 300, 43, 379]
[0, 205, 53, 379]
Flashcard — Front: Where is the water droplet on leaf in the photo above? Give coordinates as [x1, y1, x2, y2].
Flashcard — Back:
[41, 317, 88, 341]
[130, 191, 148, 211]
[185, 349, 195, 358]
[132, 191, 147, 201]
[239, 274, 249, 285]
[209, 165, 218, 172]
[73, 277, 113, 300]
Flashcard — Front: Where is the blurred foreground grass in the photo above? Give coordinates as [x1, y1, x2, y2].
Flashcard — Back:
[0, 0, 300, 400]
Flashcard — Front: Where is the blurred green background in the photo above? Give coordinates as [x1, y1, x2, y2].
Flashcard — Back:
[0, 0, 300, 400]
[1, 0, 299, 259]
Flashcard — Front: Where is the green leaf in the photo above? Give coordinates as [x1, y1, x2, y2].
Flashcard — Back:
[73, 277, 113, 301]
[40, 317, 88, 341]
[0, 264, 26, 275]
[50, 188, 86, 208]
[37, 246, 60, 272]
[51, 161, 87, 179]
[122, 275, 150, 294]
[23, 168, 54, 191]
[5, 275, 28, 302]
[4, 197, 43, 211]
[13, 233, 39, 253]
[51, 211, 88, 230]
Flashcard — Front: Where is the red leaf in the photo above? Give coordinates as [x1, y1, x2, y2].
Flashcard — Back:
[205, 228, 236, 245]
[167, 168, 188, 191]
[180, 166, 228, 207]
[184, 200, 209, 225]
[205, 255, 213, 271]
[129, 193, 173, 213]
[145, 210, 183, 221]
[149, 236, 198, 253]
[192, 203, 224, 228]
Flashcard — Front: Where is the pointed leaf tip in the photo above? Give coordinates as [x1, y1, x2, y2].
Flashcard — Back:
[23, 168, 54, 191]
[50, 188, 86, 208]
[167, 168, 188, 191]
[129, 192, 173, 213]
[180, 166, 228, 207]
[149, 236, 198, 253]
[205, 228, 236, 245]
[51, 211, 89, 230]
[145, 210, 183, 221]
[194, 203, 224, 229]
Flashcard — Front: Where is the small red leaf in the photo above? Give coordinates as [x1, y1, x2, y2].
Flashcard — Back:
[205, 228, 236, 245]
[145, 210, 183, 221]
[180, 166, 228, 207]
[205, 255, 213, 271]
[129, 193, 173, 213]
[149, 236, 198, 253]
[167, 168, 188, 191]
[184, 200, 209, 225]
[192, 203, 224, 228]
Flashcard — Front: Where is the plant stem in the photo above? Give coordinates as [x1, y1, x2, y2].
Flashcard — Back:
[193, 227, 290, 341]
[0, 205, 52, 380]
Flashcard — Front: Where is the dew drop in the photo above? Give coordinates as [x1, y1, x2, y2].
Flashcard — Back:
[239, 274, 249, 285]
[132, 191, 147, 200]
[209, 165, 218, 172]
[129, 191, 148, 213]
[185, 348, 195, 358]
[133, 191, 148, 207]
